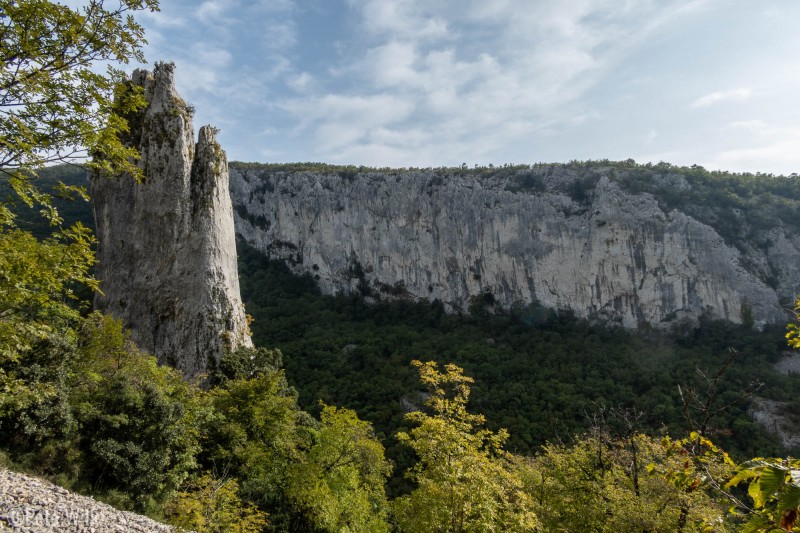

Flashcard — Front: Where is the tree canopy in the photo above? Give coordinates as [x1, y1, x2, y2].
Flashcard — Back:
[0, 0, 161, 427]
[394, 361, 537, 532]
[0, 0, 159, 225]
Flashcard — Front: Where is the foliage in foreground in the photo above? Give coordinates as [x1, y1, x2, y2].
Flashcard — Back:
[727, 457, 800, 532]
[527, 433, 731, 532]
[0, 312, 197, 511]
[394, 361, 536, 532]
[163, 473, 269, 533]
[0, 0, 158, 174]
[2, 298, 800, 531]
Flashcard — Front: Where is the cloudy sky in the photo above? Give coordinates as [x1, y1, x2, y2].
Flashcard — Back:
[132, 0, 800, 174]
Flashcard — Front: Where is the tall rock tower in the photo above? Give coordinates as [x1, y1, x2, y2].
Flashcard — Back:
[92, 62, 253, 376]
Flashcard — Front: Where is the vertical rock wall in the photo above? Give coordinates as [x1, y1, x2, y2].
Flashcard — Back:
[92, 63, 252, 376]
[229, 166, 795, 329]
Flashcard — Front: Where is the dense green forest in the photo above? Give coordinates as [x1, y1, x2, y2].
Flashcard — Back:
[236, 240, 799, 469]
[4, 163, 800, 531]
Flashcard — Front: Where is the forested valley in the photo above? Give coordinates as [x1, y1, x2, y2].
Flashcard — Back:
[4, 1, 800, 530]
[3, 164, 800, 531]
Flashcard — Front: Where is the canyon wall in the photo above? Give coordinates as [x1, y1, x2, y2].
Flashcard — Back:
[230, 164, 800, 329]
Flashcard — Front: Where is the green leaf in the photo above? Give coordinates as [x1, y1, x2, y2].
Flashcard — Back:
[749, 477, 765, 508]
[727, 467, 758, 489]
[777, 485, 800, 513]
[759, 466, 788, 503]
[741, 515, 773, 533]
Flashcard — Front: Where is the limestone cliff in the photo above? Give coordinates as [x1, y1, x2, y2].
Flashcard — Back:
[230, 163, 800, 328]
[93, 63, 252, 376]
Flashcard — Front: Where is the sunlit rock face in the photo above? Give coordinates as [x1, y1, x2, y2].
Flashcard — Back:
[92, 63, 252, 376]
[230, 163, 798, 329]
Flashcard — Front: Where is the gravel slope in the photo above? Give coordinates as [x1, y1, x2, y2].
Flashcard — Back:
[0, 469, 176, 532]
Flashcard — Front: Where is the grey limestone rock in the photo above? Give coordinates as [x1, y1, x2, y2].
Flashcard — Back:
[92, 63, 252, 377]
[748, 398, 800, 450]
[230, 165, 798, 329]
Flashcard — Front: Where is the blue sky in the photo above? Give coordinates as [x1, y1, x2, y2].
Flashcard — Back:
[133, 0, 800, 174]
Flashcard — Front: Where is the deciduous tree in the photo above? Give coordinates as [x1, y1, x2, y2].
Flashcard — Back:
[286, 404, 391, 532]
[394, 361, 536, 532]
[0, 0, 159, 184]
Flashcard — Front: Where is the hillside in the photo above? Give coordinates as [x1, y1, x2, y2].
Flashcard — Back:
[11, 163, 800, 458]
[235, 239, 800, 468]
[11, 162, 800, 458]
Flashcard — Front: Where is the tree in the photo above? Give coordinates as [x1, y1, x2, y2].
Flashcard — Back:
[723, 300, 800, 530]
[726, 457, 800, 532]
[393, 361, 536, 532]
[0, 0, 159, 171]
[0, 224, 96, 418]
[786, 296, 800, 349]
[70, 313, 199, 511]
[163, 472, 269, 533]
[0, 313, 200, 512]
[0, 0, 159, 444]
[199, 367, 314, 530]
[524, 432, 731, 532]
[0, 0, 159, 225]
[286, 404, 392, 532]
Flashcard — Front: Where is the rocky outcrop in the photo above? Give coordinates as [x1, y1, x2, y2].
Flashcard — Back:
[775, 353, 800, 376]
[749, 398, 800, 450]
[0, 469, 176, 532]
[230, 164, 799, 328]
[93, 63, 252, 376]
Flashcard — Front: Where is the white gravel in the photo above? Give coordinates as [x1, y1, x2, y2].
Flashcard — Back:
[0, 469, 177, 532]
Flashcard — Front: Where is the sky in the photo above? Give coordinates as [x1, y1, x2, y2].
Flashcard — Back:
[130, 0, 800, 174]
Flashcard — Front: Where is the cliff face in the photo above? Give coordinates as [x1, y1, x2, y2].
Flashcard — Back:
[230, 164, 800, 328]
[92, 63, 252, 376]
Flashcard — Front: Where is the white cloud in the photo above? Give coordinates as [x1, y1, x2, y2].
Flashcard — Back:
[136, 9, 187, 29]
[172, 44, 232, 91]
[260, 19, 297, 50]
[353, 0, 450, 41]
[689, 88, 753, 109]
[728, 119, 769, 131]
[196, 0, 238, 26]
[281, 93, 415, 153]
[274, 0, 719, 165]
[704, 122, 800, 174]
[364, 41, 418, 88]
[707, 137, 800, 175]
[287, 72, 314, 93]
